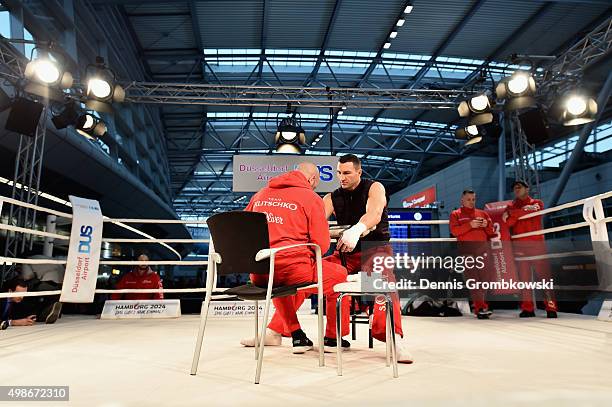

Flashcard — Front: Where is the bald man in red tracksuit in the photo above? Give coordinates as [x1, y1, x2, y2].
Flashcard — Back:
[240, 164, 350, 353]
[449, 190, 496, 319]
[111, 265, 164, 300]
[503, 181, 557, 318]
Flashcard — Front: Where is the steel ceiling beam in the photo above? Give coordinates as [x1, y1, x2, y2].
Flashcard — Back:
[303, 0, 342, 87]
[409, 0, 486, 89]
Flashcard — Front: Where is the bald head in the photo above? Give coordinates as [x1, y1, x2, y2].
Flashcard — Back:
[297, 162, 320, 190]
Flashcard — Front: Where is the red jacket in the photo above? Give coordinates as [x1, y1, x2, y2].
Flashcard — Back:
[449, 206, 495, 241]
[245, 170, 330, 264]
[111, 268, 164, 300]
[505, 196, 544, 241]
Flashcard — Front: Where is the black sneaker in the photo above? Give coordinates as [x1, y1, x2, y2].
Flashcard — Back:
[292, 336, 313, 354]
[476, 308, 492, 319]
[519, 310, 536, 318]
[0, 320, 8, 330]
[45, 302, 63, 324]
[546, 310, 558, 319]
[323, 337, 350, 353]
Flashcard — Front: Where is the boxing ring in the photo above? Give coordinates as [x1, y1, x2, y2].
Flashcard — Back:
[0, 191, 611, 405]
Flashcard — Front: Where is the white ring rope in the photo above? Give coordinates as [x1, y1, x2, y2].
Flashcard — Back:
[1, 192, 610, 270]
[0, 195, 181, 260]
[0, 257, 207, 266]
[5, 191, 608, 245]
[515, 251, 597, 262]
[511, 221, 591, 240]
[0, 195, 72, 218]
[106, 220, 182, 260]
[0, 216, 603, 245]
[0, 287, 233, 299]
[107, 219, 209, 225]
[0, 224, 70, 240]
[101, 238, 210, 244]
[388, 220, 449, 225]
[391, 238, 457, 242]
[517, 190, 612, 220]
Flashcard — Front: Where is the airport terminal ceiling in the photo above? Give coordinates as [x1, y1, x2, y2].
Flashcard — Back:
[0, 0, 611, 218]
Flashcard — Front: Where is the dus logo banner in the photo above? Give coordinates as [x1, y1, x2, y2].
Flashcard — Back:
[60, 196, 104, 303]
[233, 155, 340, 193]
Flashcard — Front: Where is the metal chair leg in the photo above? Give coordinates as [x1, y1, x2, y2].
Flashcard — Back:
[385, 300, 391, 367]
[254, 300, 259, 360]
[255, 296, 272, 384]
[318, 290, 325, 367]
[190, 294, 212, 375]
[351, 297, 357, 341]
[387, 294, 399, 378]
[336, 293, 344, 376]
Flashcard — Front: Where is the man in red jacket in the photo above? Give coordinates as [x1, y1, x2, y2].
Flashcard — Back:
[503, 181, 557, 318]
[450, 189, 496, 319]
[240, 162, 350, 354]
[111, 254, 164, 300]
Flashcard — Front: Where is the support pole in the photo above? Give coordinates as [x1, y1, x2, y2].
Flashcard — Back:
[498, 113, 507, 201]
[43, 214, 56, 257]
[548, 71, 612, 208]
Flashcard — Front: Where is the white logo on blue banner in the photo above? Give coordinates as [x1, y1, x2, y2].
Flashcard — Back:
[60, 196, 103, 303]
[232, 155, 339, 192]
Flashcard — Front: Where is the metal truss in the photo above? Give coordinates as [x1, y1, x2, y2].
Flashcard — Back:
[539, 15, 612, 102]
[122, 81, 469, 109]
[2, 108, 48, 285]
[0, 35, 28, 84]
[509, 113, 540, 198]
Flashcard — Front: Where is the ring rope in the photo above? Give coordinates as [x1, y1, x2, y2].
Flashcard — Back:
[0, 224, 70, 240]
[517, 190, 612, 220]
[101, 238, 210, 244]
[515, 250, 597, 261]
[0, 196, 182, 260]
[0, 257, 207, 266]
[511, 221, 590, 240]
[0, 287, 233, 299]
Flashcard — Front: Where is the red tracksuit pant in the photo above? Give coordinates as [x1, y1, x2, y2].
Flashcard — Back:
[517, 258, 558, 312]
[458, 243, 490, 315]
[251, 257, 350, 339]
[464, 265, 489, 314]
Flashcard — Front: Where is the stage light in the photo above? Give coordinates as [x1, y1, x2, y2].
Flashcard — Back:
[509, 75, 528, 95]
[275, 105, 305, 154]
[390, 31, 398, 39]
[85, 56, 125, 113]
[75, 113, 107, 139]
[457, 93, 494, 126]
[396, 18, 405, 27]
[566, 95, 586, 116]
[455, 125, 482, 146]
[30, 59, 60, 84]
[495, 71, 536, 111]
[562, 94, 597, 126]
[470, 94, 490, 112]
[24, 54, 73, 101]
[384, 42, 391, 49]
[88, 78, 113, 99]
[51, 101, 79, 130]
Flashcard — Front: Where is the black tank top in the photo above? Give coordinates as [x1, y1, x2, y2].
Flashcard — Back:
[331, 179, 390, 248]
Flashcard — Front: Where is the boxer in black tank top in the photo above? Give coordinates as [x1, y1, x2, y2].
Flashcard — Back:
[320, 154, 413, 363]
